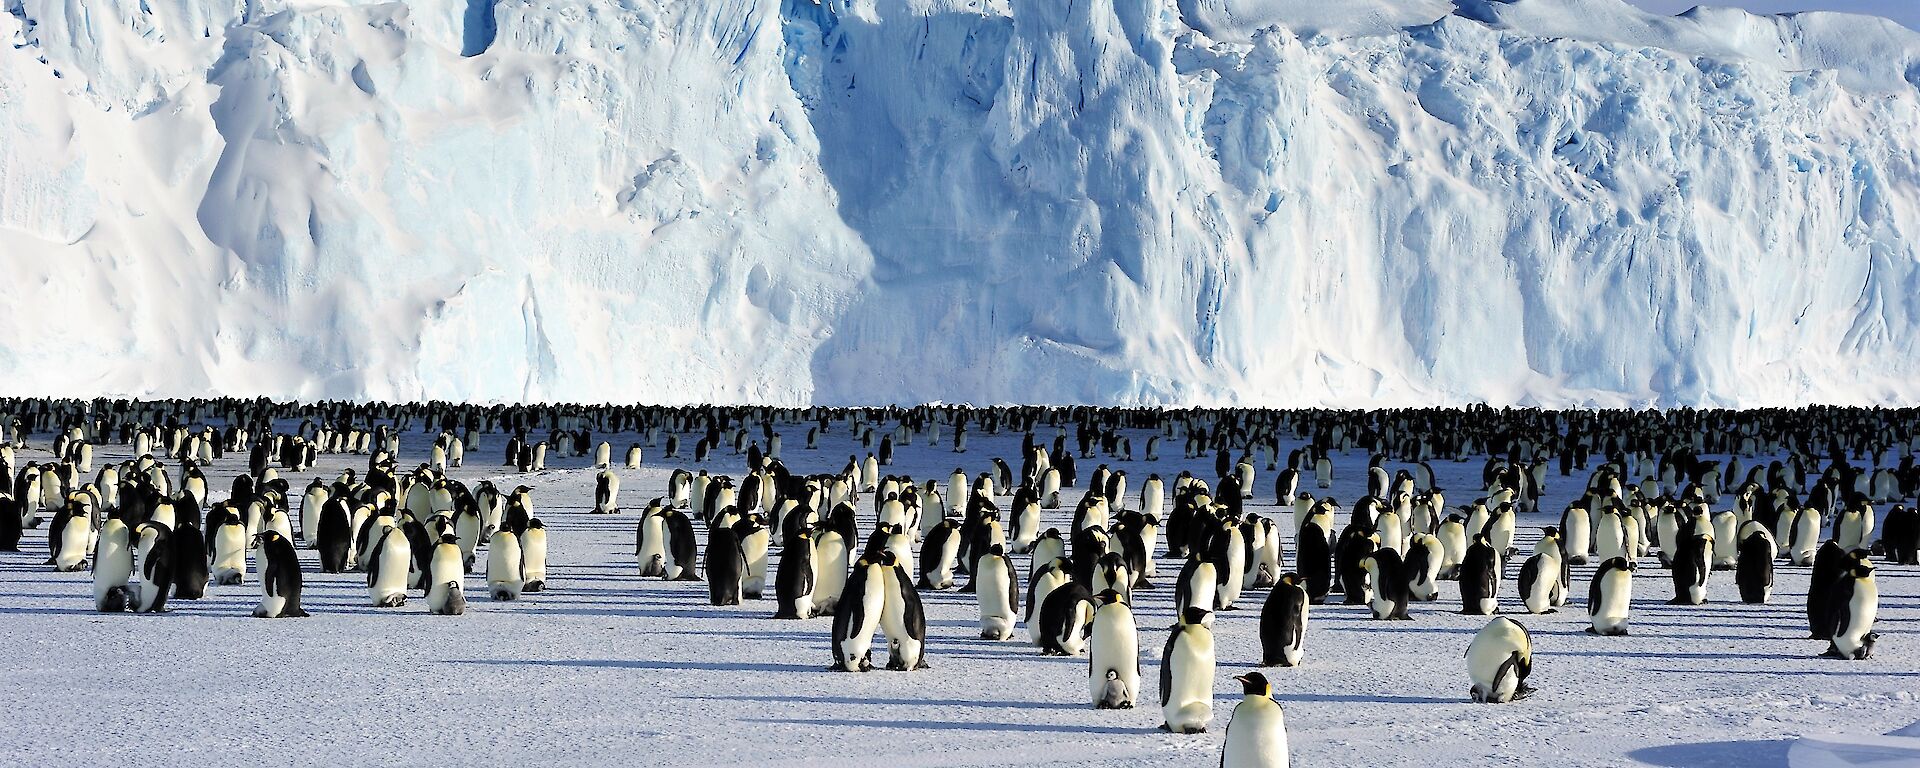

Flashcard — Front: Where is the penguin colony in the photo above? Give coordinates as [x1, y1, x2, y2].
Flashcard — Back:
[6, 400, 1917, 766]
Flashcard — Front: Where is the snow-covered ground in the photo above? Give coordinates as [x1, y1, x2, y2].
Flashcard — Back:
[1, 423, 1913, 767]
[3, 0, 1920, 406]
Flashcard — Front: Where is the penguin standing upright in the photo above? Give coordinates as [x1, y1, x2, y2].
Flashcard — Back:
[880, 551, 929, 671]
[1808, 541, 1848, 639]
[1405, 532, 1442, 601]
[736, 514, 771, 600]
[252, 530, 308, 618]
[1087, 590, 1139, 709]
[1259, 574, 1308, 667]
[366, 525, 411, 607]
[92, 518, 133, 612]
[1586, 557, 1633, 636]
[1160, 607, 1215, 733]
[132, 522, 173, 613]
[1466, 616, 1535, 703]
[1361, 550, 1411, 620]
[1518, 544, 1562, 615]
[706, 522, 746, 606]
[426, 533, 467, 615]
[1824, 555, 1878, 660]
[774, 529, 817, 619]
[831, 554, 888, 672]
[1460, 534, 1500, 615]
[521, 518, 549, 592]
[170, 519, 210, 599]
[316, 499, 352, 574]
[918, 519, 962, 590]
[972, 544, 1020, 640]
[1220, 673, 1290, 768]
[1735, 522, 1775, 604]
[663, 509, 702, 582]
[1296, 522, 1331, 603]
[1668, 532, 1711, 605]
[209, 510, 247, 585]
[487, 529, 524, 601]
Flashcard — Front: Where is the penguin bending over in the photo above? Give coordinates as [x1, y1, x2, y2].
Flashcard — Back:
[92, 519, 133, 612]
[426, 533, 467, 615]
[487, 529, 524, 601]
[1586, 557, 1633, 636]
[1466, 616, 1535, 703]
[972, 544, 1020, 640]
[1259, 574, 1308, 667]
[132, 522, 173, 613]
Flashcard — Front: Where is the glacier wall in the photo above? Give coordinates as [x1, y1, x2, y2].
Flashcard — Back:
[1, 0, 1918, 407]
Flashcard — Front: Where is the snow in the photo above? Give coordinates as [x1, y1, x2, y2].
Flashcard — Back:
[1, 0, 1919, 406]
[2, 423, 1915, 767]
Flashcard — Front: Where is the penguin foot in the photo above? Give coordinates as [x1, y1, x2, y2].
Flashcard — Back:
[524, 581, 545, 592]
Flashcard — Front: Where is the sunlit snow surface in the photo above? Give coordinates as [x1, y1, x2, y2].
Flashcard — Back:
[2, 0, 1919, 405]
[0, 426, 1914, 767]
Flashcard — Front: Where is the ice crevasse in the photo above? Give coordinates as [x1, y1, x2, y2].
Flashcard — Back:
[1, 0, 1918, 407]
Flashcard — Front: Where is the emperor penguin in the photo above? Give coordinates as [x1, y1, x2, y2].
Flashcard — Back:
[1436, 515, 1468, 579]
[1460, 533, 1500, 615]
[662, 509, 702, 581]
[426, 534, 467, 615]
[1259, 574, 1308, 667]
[736, 514, 771, 600]
[1026, 557, 1073, 640]
[1808, 541, 1849, 639]
[1221, 672, 1290, 768]
[880, 551, 929, 671]
[252, 530, 308, 618]
[92, 518, 134, 612]
[521, 518, 549, 592]
[1518, 545, 1563, 615]
[1466, 616, 1535, 703]
[1823, 555, 1878, 660]
[1587, 556, 1634, 636]
[1711, 510, 1740, 570]
[1160, 606, 1215, 733]
[316, 499, 352, 573]
[210, 510, 248, 586]
[1030, 529, 1067, 575]
[773, 529, 817, 619]
[170, 518, 210, 599]
[1037, 582, 1095, 656]
[636, 504, 667, 577]
[830, 553, 889, 672]
[132, 521, 173, 613]
[1406, 532, 1442, 601]
[973, 544, 1020, 640]
[1088, 590, 1139, 709]
[1735, 521, 1775, 604]
[1560, 504, 1591, 565]
[1361, 550, 1411, 620]
[1296, 521, 1332, 604]
[366, 525, 411, 607]
[811, 524, 851, 616]
[487, 529, 525, 601]
[919, 518, 961, 590]
[705, 522, 746, 606]
[1175, 555, 1221, 621]
[1788, 508, 1821, 566]
[49, 502, 90, 572]
[593, 469, 620, 514]
[1668, 532, 1711, 605]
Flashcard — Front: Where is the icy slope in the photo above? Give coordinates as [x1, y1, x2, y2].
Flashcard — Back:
[1, 0, 1918, 406]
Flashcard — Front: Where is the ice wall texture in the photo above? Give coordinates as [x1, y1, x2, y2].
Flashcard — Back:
[2, 0, 1917, 406]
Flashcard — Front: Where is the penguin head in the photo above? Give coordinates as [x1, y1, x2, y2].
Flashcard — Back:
[1180, 606, 1211, 626]
[1233, 672, 1272, 697]
[1095, 589, 1124, 605]
[527, 518, 545, 530]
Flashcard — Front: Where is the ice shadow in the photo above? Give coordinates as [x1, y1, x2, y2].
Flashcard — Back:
[1626, 738, 1791, 767]
[1271, 692, 1456, 705]
[688, 694, 1060, 710]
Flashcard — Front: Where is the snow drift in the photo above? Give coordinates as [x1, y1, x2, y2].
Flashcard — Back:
[2, 0, 1918, 406]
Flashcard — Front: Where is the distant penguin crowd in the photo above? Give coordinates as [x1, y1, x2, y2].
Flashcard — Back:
[7, 399, 1918, 766]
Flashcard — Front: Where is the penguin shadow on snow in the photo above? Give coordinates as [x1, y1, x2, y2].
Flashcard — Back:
[1639, 666, 1920, 677]
[1270, 692, 1456, 706]
[1625, 738, 1791, 767]
[449, 658, 820, 674]
[744, 716, 1143, 737]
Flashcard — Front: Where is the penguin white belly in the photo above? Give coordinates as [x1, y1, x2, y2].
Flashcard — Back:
[92, 522, 133, 612]
[976, 560, 1015, 640]
[1223, 698, 1290, 768]
[212, 525, 248, 585]
[1833, 581, 1879, 659]
[811, 534, 850, 615]
[370, 531, 412, 606]
[1028, 571, 1070, 647]
[741, 529, 770, 599]
[637, 516, 667, 577]
[1089, 605, 1138, 708]
[1162, 628, 1215, 733]
[521, 530, 548, 591]
[55, 519, 91, 572]
[427, 545, 466, 615]
[487, 532, 524, 601]
[1592, 571, 1631, 635]
[1218, 542, 1247, 610]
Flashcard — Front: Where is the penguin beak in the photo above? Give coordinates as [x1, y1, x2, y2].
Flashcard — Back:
[1231, 674, 1251, 684]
